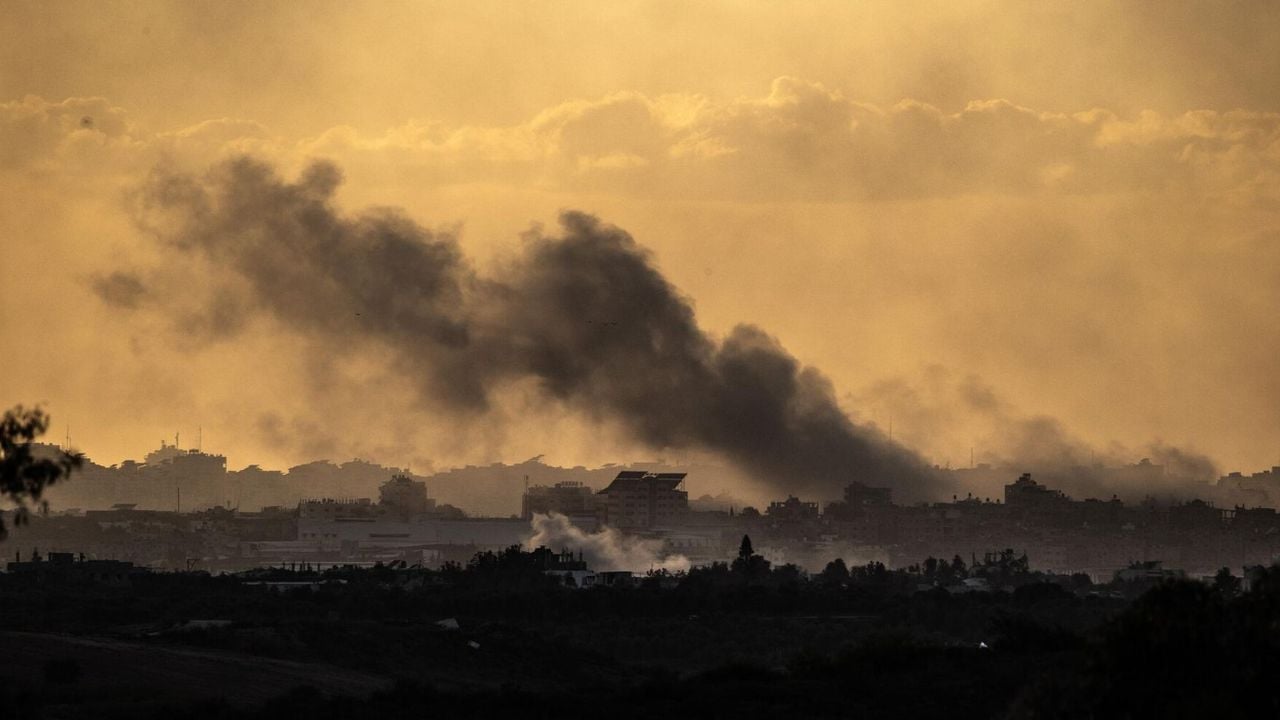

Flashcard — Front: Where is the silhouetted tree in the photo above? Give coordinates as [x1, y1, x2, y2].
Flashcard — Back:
[731, 534, 770, 579]
[820, 558, 850, 586]
[1212, 567, 1241, 598]
[1012, 571, 1280, 717]
[0, 405, 81, 538]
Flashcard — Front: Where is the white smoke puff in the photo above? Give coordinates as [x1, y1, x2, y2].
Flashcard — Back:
[524, 512, 691, 573]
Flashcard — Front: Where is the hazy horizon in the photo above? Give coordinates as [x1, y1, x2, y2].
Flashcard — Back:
[5, 2, 1280, 500]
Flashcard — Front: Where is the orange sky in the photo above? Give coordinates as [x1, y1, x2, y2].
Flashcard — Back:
[2, 1, 1278, 485]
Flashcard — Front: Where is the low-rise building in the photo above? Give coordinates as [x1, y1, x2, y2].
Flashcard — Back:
[522, 481, 600, 521]
[5, 551, 145, 586]
[766, 496, 820, 522]
[379, 474, 435, 517]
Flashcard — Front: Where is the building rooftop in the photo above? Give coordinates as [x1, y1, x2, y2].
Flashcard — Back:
[598, 470, 687, 494]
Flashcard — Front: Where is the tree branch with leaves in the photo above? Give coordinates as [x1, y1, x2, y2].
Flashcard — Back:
[0, 405, 82, 539]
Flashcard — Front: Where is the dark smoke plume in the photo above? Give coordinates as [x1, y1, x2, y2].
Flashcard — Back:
[854, 369, 1221, 502]
[121, 157, 937, 500]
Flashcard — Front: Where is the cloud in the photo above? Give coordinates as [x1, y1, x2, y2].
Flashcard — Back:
[0, 96, 136, 172]
[5, 82, 1278, 486]
[7, 82, 1280, 205]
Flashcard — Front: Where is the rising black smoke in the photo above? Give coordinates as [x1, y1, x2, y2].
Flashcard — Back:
[105, 157, 938, 500]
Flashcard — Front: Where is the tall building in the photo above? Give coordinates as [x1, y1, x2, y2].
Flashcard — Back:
[597, 471, 688, 530]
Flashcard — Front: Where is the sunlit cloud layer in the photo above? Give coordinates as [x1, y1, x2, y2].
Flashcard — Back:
[3, 3, 1278, 494]
[7, 82, 1280, 206]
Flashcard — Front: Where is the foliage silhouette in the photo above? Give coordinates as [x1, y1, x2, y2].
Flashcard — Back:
[0, 405, 81, 538]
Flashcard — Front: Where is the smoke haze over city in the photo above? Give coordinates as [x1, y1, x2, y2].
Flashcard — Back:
[4, 3, 1280, 497]
[6, 4, 1280, 717]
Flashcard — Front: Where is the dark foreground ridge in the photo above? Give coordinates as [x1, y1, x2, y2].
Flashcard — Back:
[2, 544, 1278, 718]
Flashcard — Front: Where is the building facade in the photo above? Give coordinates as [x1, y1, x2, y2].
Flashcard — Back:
[597, 471, 688, 530]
